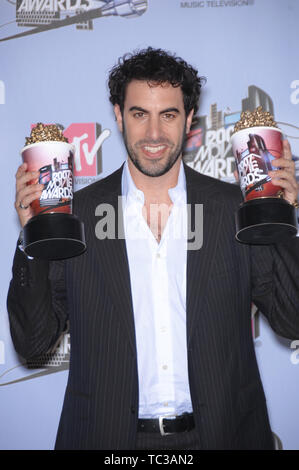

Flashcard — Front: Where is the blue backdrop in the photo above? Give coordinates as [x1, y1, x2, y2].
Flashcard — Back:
[0, 0, 299, 450]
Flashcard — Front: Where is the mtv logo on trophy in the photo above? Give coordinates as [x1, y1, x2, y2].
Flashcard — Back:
[20, 123, 86, 260]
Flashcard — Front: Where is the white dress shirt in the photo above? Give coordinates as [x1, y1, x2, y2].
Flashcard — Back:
[121, 160, 193, 419]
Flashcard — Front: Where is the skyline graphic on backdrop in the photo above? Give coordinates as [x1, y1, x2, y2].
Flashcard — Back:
[183, 84, 299, 183]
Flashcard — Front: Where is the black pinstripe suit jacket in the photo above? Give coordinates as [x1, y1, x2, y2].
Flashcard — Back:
[7, 164, 299, 450]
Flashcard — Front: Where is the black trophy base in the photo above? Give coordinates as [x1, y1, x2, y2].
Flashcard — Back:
[235, 197, 298, 245]
[23, 213, 86, 260]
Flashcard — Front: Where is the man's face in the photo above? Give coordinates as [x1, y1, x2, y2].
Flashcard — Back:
[114, 80, 194, 178]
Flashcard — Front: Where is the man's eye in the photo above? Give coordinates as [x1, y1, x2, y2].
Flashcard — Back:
[133, 112, 145, 118]
[163, 113, 176, 120]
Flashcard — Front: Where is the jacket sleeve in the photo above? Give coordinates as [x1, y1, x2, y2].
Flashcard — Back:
[251, 237, 299, 339]
[6, 245, 68, 359]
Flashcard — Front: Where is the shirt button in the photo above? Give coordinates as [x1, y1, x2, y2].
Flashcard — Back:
[156, 253, 161, 259]
[162, 365, 168, 370]
[161, 326, 167, 333]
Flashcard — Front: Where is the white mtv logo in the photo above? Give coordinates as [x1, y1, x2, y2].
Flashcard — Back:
[0, 81, 5, 105]
[72, 128, 111, 172]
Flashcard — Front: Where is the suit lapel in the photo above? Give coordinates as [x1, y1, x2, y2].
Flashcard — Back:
[90, 166, 137, 356]
[185, 165, 224, 346]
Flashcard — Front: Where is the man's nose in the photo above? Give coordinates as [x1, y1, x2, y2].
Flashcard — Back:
[145, 116, 161, 141]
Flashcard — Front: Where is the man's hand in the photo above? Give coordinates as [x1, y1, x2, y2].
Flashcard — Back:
[269, 139, 299, 205]
[15, 163, 44, 228]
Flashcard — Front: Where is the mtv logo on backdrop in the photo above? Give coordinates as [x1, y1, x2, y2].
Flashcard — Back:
[0, 81, 5, 104]
[64, 123, 111, 188]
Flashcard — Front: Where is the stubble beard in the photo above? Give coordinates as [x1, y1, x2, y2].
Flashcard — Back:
[122, 121, 187, 178]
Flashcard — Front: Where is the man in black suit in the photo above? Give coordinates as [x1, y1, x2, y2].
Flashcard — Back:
[8, 48, 299, 450]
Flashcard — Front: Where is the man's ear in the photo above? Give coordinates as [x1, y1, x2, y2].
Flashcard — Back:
[186, 109, 194, 134]
[114, 104, 123, 133]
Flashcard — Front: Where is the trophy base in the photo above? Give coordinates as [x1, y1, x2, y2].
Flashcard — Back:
[235, 198, 298, 244]
[23, 213, 86, 260]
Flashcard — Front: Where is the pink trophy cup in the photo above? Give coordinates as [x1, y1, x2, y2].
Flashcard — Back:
[20, 124, 86, 259]
[231, 108, 297, 244]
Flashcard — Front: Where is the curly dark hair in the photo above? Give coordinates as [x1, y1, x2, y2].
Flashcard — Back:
[108, 47, 205, 117]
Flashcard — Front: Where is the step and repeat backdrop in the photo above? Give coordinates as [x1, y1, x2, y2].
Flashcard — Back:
[0, 0, 299, 450]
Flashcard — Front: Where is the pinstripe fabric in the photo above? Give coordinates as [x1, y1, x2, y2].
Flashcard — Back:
[7, 163, 299, 450]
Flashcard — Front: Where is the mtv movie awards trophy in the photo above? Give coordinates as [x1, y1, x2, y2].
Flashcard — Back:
[21, 123, 86, 259]
[231, 107, 298, 244]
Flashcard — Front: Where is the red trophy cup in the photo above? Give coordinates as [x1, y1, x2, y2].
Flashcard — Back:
[20, 123, 86, 259]
[231, 107, 297, 244]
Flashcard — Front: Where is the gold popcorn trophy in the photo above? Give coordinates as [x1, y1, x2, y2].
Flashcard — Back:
[21, 123, 86, 260]
[231, 107, 298, 244]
